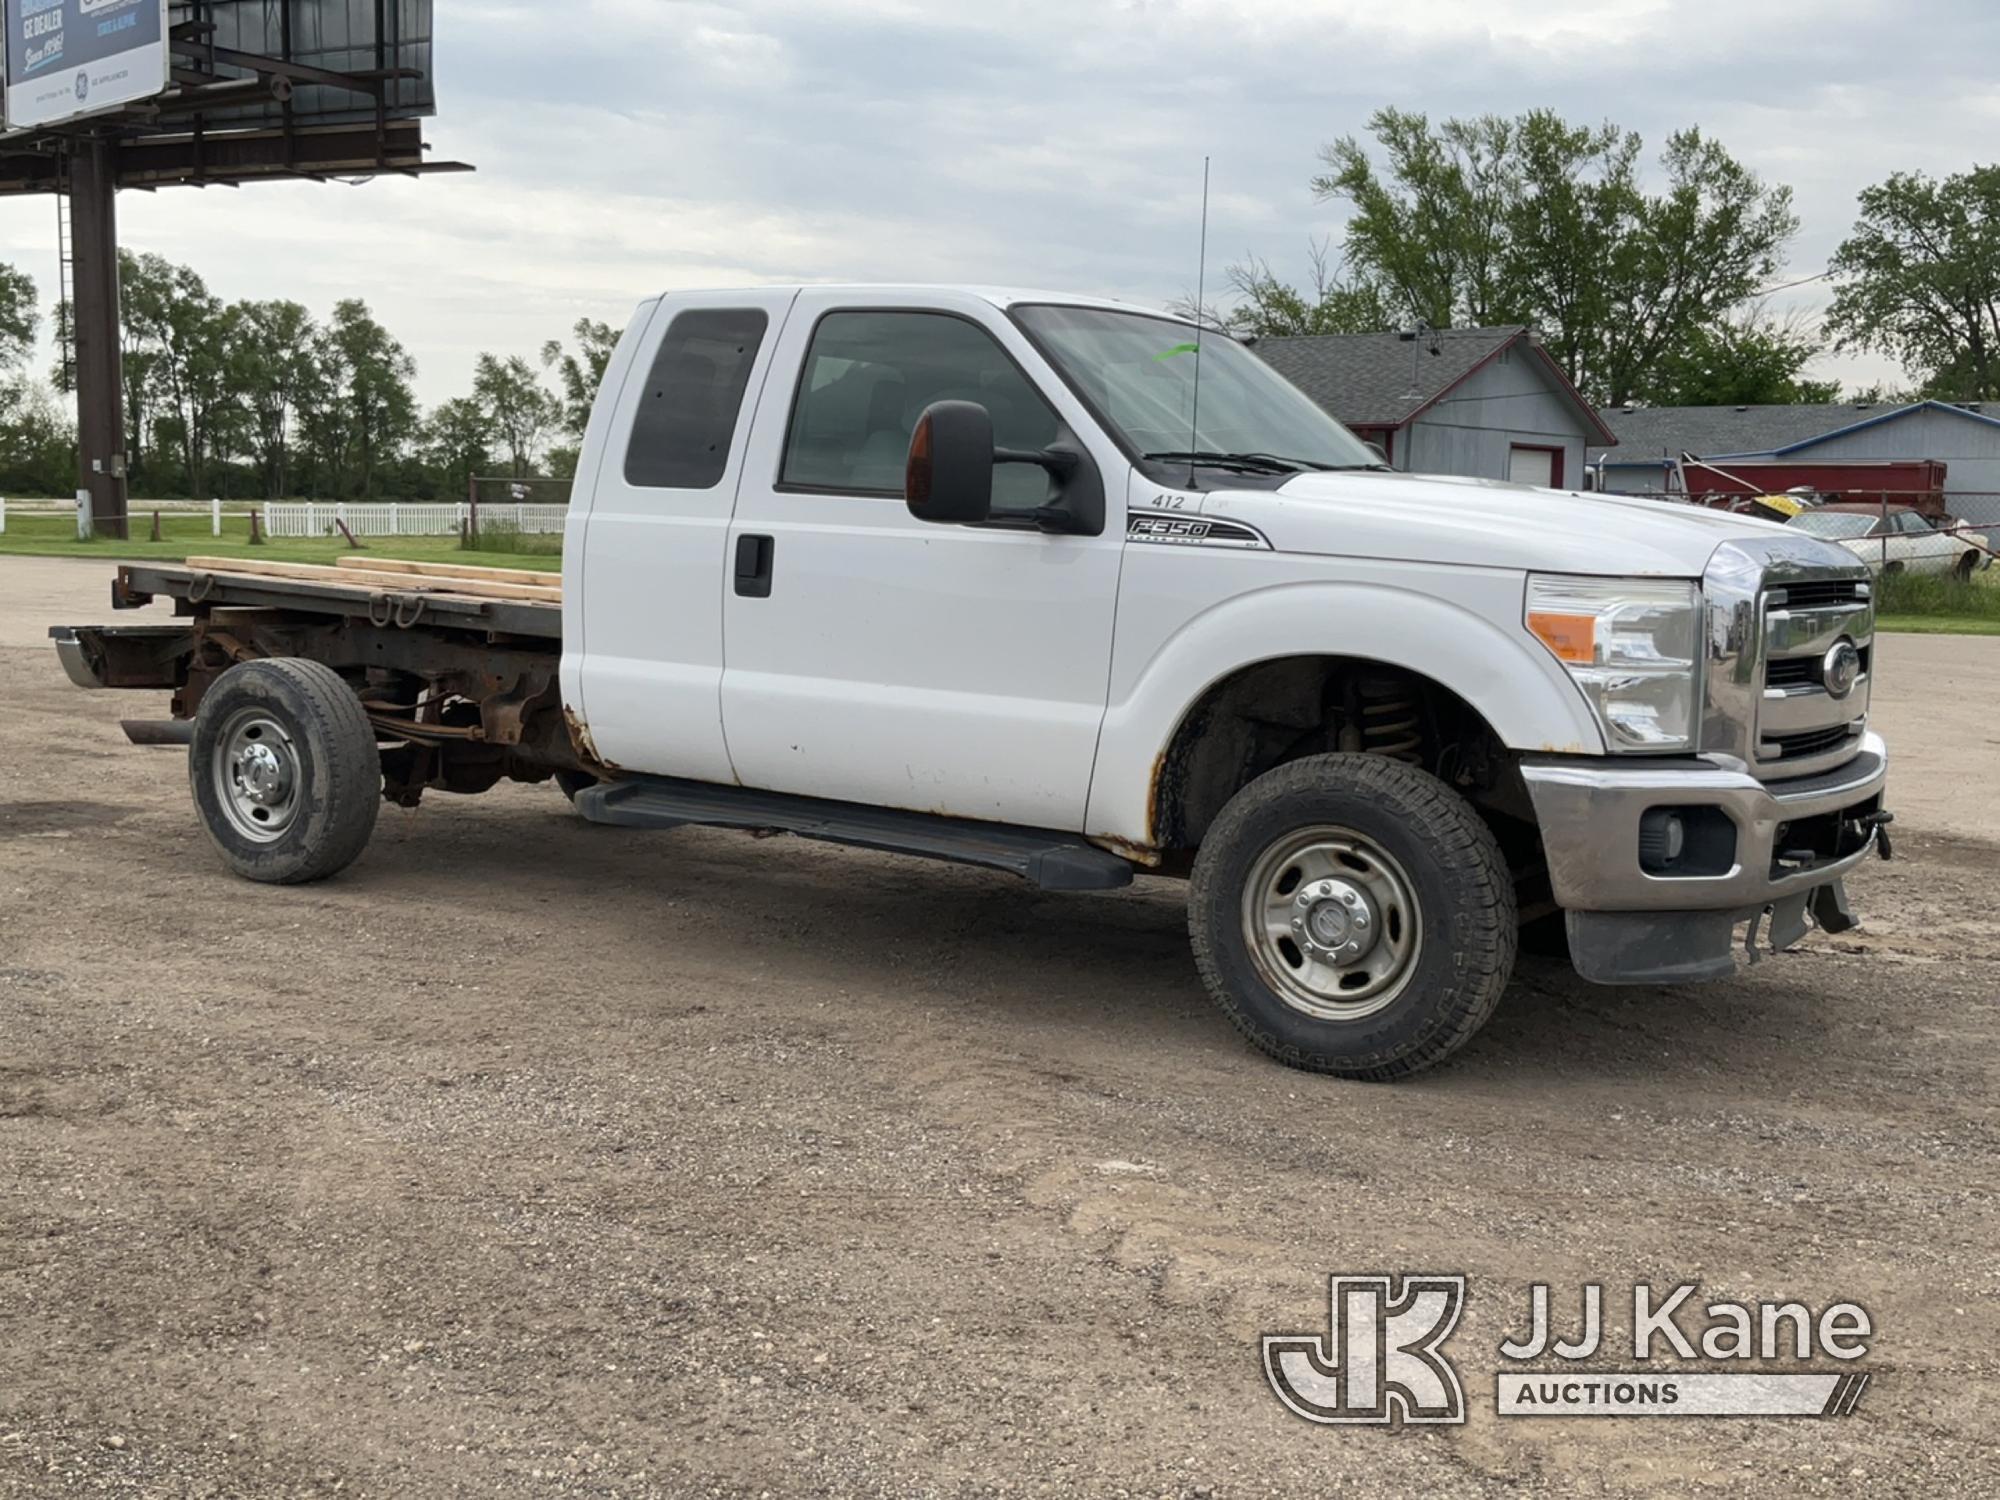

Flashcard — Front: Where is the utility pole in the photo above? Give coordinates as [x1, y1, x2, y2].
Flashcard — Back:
[69, 137, 129, 541]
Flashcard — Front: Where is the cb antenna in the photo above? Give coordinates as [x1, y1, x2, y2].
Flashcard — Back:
[1187, 155, 1210, 488]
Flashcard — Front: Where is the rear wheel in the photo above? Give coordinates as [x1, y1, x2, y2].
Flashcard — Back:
[189, 658, 381, 884]
[1188, 754, 1516, 1080]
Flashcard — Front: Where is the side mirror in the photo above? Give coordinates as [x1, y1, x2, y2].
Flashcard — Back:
[1363, 441, 1389, 466]
[906, 400, 993, 525]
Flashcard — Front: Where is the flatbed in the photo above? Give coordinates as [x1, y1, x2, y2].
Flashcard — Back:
[111, 558, 564, 640]
[58, 556, 577, 809]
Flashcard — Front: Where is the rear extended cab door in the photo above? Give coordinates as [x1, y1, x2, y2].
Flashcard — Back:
[566, 289, 799, 779]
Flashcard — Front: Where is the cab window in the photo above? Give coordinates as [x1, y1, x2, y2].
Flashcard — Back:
[781, 311, 1059, 508]
[624, 308, 768, 490]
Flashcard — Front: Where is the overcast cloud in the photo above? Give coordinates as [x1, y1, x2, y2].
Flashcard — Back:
[3, 0, 1993, 406]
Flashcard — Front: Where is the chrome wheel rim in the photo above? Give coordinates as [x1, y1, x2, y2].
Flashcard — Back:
[1240, 825, 1422, 1021]
[211, 708, 302, 843]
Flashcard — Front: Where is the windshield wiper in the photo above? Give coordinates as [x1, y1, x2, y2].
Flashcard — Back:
[1141, 449, 1302, 474]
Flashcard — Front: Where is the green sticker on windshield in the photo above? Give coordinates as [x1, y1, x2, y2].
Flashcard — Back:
[1153, 342, 1200, 361]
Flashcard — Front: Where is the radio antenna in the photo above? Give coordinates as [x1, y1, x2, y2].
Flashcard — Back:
[1186, 155, 1210, 488]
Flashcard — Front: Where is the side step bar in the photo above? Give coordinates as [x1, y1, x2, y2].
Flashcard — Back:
[572, 776, 1135, 892]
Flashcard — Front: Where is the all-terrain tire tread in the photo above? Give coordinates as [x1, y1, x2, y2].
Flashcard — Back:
[1188, 753, 1516, 1080]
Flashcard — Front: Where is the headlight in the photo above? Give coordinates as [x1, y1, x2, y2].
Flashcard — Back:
[1526, 575, 1700, 752]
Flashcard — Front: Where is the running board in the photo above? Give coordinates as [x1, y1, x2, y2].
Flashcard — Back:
[572, 777, 1135, 891]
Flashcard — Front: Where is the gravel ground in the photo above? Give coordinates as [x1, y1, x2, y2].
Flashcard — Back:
[2, 555, 1996, 1498]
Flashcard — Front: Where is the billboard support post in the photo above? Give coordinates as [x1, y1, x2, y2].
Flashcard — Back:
[69, 136, 126, 541]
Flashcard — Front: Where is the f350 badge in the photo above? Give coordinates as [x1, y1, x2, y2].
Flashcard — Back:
[1127, 512, 1270, 550]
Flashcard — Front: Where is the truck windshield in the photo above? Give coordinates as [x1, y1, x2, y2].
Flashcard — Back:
[1010, 303, 1383, 477]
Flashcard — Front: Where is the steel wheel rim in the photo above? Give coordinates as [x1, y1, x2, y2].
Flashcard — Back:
[1240, 825, 1422, 1021]
[211, 708, 302, 844]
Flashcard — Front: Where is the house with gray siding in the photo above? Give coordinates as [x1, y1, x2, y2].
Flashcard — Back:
[1588, 400, 2000, 523]
[1256, 326, 1616, 487]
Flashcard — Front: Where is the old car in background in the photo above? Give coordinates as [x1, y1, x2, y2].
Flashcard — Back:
[1788, 503, 1991, 579]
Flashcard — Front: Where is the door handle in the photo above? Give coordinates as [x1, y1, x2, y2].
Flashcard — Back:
[734, 533, 775, 598]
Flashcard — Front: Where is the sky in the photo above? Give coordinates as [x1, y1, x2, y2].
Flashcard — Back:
[3, 0, 1995, 409]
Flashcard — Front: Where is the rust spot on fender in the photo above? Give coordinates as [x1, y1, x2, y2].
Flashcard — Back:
[1143, 748, 1168, 847]
[562, 705, 621, 775]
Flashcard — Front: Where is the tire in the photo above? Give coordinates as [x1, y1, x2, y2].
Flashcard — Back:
[1188, 753, 1516, 1080]
[1954, 551, 1979, 582]
[189, 658, 381, 884]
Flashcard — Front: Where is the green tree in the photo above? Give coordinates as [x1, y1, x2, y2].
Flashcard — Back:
[472, 352, 557, 477]
[1212, 240, 1394, 336]
[1316, 110, 1521, 330]
[1314, 109, 1800, 406]
[0, 261, 38, 371]
[1827, 165, 2000, 399]
[540, 317, 618, 442]
[121, 251, 239, 495]
[0, 375, 76, 495]
[422, 395, 494, 498]
[227, 299, 321, 497]
[1644, 309, 1841, 406]
[327, 299, 417, 498]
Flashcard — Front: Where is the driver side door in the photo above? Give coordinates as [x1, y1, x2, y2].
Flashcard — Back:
[718, 292, 1128, 830]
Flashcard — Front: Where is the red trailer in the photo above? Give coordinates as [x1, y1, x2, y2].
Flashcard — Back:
[1680, 458, 1949, 519]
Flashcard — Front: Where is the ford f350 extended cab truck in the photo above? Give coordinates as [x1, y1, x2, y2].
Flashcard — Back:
[53, 286, 1894, 1079]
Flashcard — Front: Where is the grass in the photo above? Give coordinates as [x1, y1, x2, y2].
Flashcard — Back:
[1873, 565, 2000, 636]
[0, 512, 562, 573]
[464, 517, 564, 557]
[1875, 614, 2000, 636]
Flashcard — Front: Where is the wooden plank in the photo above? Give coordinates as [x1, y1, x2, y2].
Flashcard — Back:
[333, 555, 562, 589]
[183, 555, 562, 605]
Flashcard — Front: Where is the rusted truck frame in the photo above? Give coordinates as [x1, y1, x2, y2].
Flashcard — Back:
[55, 561, 590, 806]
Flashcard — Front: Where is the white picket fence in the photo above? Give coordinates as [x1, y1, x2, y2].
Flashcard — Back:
[259, 502, 569, 539]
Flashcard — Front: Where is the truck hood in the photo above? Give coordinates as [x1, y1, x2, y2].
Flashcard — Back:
[1199, 470, 1795, 577]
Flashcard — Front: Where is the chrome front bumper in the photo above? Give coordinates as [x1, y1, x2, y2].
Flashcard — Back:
[1521, 734, 1889, 985]
[1522, 732, 1888, 912]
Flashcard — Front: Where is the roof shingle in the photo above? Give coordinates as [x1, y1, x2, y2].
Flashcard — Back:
[1586, 401, 1999, 465]
[1256, 326, 1528, 428]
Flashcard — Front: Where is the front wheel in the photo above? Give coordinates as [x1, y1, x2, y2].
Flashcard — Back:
[1955, 550, 1979, 582]
[1188, 754, 1516, 1080]
[189, 658, 381, 884]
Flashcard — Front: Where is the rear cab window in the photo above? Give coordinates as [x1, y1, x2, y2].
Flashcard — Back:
[624, 308, 770, 489]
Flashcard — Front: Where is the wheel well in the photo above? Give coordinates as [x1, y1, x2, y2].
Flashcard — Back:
[1151, 656, 1530, 853]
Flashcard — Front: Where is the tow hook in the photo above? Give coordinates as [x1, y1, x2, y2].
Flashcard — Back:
[1856, 809, 1895, 861]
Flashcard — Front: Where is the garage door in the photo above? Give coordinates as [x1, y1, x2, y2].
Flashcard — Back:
[1508, 446, 1559, 487]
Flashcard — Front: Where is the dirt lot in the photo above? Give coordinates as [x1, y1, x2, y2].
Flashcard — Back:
[2, 554, 1996, 1498]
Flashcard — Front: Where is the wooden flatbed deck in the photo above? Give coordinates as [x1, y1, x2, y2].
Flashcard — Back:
[117, 556, 564, 641]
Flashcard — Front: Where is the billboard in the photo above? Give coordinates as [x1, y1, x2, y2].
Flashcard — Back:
[185, 0, 436, 128]
[5, 0, 168, 130]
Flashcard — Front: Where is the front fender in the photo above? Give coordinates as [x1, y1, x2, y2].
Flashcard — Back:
[1084, 578, 1605, 847]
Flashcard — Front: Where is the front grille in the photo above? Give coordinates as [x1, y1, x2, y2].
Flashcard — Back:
[1770, 578, 1868, 610]
[1766, 656, 1819, 690]
[1701, 539, 1875, 774]
[1766, 724, 1856, 761]
[1766, 643, 1870, 692]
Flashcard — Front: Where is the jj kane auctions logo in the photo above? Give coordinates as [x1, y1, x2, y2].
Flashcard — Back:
[1265, 1276, 1873, 1423]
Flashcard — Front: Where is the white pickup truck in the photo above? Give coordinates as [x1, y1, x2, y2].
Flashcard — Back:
[54, 286, 1894, 1078]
